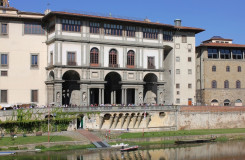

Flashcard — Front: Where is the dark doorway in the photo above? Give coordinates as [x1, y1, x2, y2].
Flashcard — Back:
[62, 70, 80, 105]
[104, 72, 122, 104]
[90, 88, 99, 106]
[127, 89, 135, 105]
[77, 115, 84, 129]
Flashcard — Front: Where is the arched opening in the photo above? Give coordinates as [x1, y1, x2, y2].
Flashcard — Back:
[235, 99, 242, 106]
[211, 99, 219, 106]
[104, 72, 122, 104]
[62, 70, 80, 106]
[143, 73, 158, 104]
[224, 99, 230, 106]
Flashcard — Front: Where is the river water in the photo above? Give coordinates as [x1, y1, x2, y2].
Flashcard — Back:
[2, 141, 245, 160]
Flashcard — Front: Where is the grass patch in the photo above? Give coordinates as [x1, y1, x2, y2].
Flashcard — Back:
[0, 136, 73, 146]
[119, 128, 245, 139]
[41, 144, 94, 152]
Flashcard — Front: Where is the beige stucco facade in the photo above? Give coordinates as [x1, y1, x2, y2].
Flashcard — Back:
[0, 4, 203, 106]
[0, 7, 47, 105]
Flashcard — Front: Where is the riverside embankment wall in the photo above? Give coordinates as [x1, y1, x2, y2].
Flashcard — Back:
[178, 106, 245, 130]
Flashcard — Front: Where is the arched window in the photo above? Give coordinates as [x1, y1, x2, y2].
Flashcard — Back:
[127, 50, 135, 68]
[224, 80, 229, 88]
[109, 49, 118, 67]
[212, 80, 217, 88]
[90, 47, 99, 66]
[224, 99, 230, 106]
[212, 65, 216, 72]
[235, 99, 242, 106]
[236, 80, 241, 88]
[238, 66, 241, 72]
[211, 99, 218, 106]
[226, 66, 230, 72]
[211, 99, 218, 103]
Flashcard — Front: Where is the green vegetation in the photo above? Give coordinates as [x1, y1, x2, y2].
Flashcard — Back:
[41, 144, 94, 152]
[0, 108, 101, 134]
[119, 128, 245, 139]
[0, 136, 73, 146]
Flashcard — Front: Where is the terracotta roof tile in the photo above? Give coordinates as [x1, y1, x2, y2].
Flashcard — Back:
[199, 43, 245, 48]
[43, 11, 204, 33]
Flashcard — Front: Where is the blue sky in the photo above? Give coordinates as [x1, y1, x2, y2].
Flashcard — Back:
[10, 0, 245, 45]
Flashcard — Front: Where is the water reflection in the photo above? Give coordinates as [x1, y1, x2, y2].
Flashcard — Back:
[3, 141, 245, 160]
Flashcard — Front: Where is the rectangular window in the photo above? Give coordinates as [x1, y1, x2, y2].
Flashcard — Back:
[1, 23, 8, 34]
[176, 83, 180, 88]
[147, 57, 155, 69]
[1, 90, 7, 103]
[104, 23, 122, 36]
[163, 31, 173, 41]
[1, 54, 8, 66]
[62, 19, 81, 32]
[188, 69, 192, 74]
[67, 52, 76, 66]
[188, 57, 192, 62]
[126, 26, 136, 37]
[1, 71, 7, 76]
[188, 83, 192, 88]
[232, 50, 243, 59]
[182, 35, 187, 43]
[176, 57, 180, 62]
[90, 22, 100, 34]
[176, 69, 180, 74]
[220, 49, 231, 59]
[176, 98, 180, 104]
[143, 28, 158, 39]
[24, 23, 45, 35]
[31, 90, 38, 102]
[208, 48, 219, 59]
[31, 54, 38, 67]
[177, 91, 180, 95]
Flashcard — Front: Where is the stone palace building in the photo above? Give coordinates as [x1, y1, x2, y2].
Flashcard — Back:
[0, 2, 204, 106]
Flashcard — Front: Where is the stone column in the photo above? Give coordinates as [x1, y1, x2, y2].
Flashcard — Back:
[111, 91, 113, 104]
[99, 89, 101, 105]
[114, 91, 116, 104]
[121, 89, 125, 105]
[102, 88, 104, 104]
[124, 89, 127, 105]
[135, 88, 138, 105]
[87, 88, 90, 106]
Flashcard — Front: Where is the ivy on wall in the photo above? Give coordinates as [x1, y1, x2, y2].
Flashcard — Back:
[0, 109, 100, 134]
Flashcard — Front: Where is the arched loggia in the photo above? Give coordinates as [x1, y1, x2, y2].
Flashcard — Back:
[104, 72, 122, 104]
[62, 70, 80, 106]
[143, 73, 158, 104]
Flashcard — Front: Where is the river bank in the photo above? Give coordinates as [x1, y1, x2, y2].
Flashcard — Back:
[1, 129, 245, 152]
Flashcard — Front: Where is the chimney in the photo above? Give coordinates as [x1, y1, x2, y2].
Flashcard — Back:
[45, 9, 51, 15]
[174, 19, 181, 27]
